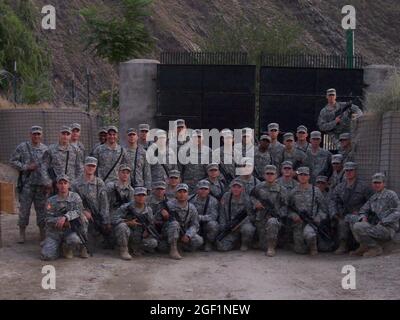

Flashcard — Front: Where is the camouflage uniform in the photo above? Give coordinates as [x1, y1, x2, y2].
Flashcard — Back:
[148, 146, 178, 185]
[215, 146, 236, 182]
[236, 175, 260, 196]
[276, 177, 299, 192]
[306, 148, 332, 183]
[295, 141, 311, 154]
[165, 185, 178, 200]
[268, 141, 285, 167]
[91, 144, 127, 183]
[71, 141, 85, 160]
[275, 148, 308, 171]
[254, 148, 272, 180]
[10, 141, 48, 228]
[106, 181, 134, 216]
[125, 145, 151, 189]
[339, 145, 355, 164]
[41, 191, 85, 260]
[329, 170, 344, 193]
[206, 177, 226, 201]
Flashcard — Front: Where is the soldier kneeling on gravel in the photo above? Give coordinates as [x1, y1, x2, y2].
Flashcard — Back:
[349, 173, 400, 257]
[41, 175, 89, 260]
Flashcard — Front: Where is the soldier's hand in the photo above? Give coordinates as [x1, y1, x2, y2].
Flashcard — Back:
[292, 214, 302, 224]
[181, 235, 190, 244]
[255, 202, 265, 211]
[143, 230, 149, 238]
[84, 210, 93, 221]
[335, 116, 341, 124]
[126, 219, 141, 228]
[161, 209, 169, 221]
[56, 216, 67, 230]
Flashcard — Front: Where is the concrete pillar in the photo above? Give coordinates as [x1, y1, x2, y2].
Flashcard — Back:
[119, 59, 160, 145]
[363, 64, 397, 97]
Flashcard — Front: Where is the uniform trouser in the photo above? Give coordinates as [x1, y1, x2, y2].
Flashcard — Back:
[216, 221, 256, 252]
[199, 220, 219, 243]
[351, 221, 393, 248]
[292, 223, 317, 254]
[255, 218, 281, 250]
[114, 223, 158, 251]
[336, 216, 352, 242]
[41, 230, 82, 260]
[157, 221, 203, 252]
[18, 184, 47, 228]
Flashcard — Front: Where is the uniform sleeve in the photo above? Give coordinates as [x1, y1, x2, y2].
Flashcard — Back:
[318, 109, 337, 132]
[45, 200, 59, 226]
[99, 184, 110, 224]
[9, 144, 26, 172]
[350, 104, 363, 119]
[205, 197, 219, 222]
[186, 205, 200, 238]
[278, 187, 288, 218]
[65, 194, 83, 221]
[41, 149, 52, 185]
[112, 202, 130, 225]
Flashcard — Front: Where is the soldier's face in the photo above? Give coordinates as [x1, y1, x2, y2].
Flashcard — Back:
[340, 139, 350, 148]
[154, 188, 166, 198]
[372, 181, 385, 192]
[231, 185, 243, 196]
[327, 94, 336, 104]
[71, 129, 80, 141]
[127, 133, 138, 144]
[139, 130, 148, 141]
[316, 181, 327, 191]
[264, 172, 276, 183]
[177, 126, 185, 134]
[259, 140, 269, 148]
[176, 190, 188, 201]
[31, 133, 42, 144]
[85, 164, 96, 175]
[99, 132, 107, 143]
[208, 169, 219, 179]
[282, 167, 293, 177]
[134, 194, 146, 204]
[57, 180, 69, 193]
[298, 174, 310, 184]
[60, 131, 71, 144]
[107, 131, 118, 144]
[197, 188, 209, 198]
[168, 176, 180, 186]
[223, 136, 233, 146]
[119, 170, 131, 183]
[284, 139, 294, 148]
[311, 138, 321, 148]
[332, 163, 342, 172]
[269, 129, 278, 139]
[345, 169, 356, 180]
[296, 131, 307, 141]
[156, 136, 167, 148]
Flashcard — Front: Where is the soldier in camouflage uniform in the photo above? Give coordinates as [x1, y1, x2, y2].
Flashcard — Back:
[125, 128, 151, 189]
[338, 133, 355, 164]
[214, 129, 236, 184]
[147, 181, 170, 234]
[288, 167, 328, 255]
[276, 161, 299, 191]
[10, 126, 49, 243]
[159, 183, 203, 259]
[267, 123, 284, 166]
[189, 180, 219, 251]
[165, 170, 181, 200]
[329, 154, 344, 193]
[41, 126, 83, 193]
[295, 125, 311, 153]
[329, 162, 374, 254]
[91, 126, 128, 183]
[41, 175, 88, 260]
[205, 163, 226, 201]
[350, 173, 400, 257]
[275, 133, 308, 171]
[306, 131, 332, 183]
[71, 157, 112, 248]
[235, 157, 260, 196]
[315, 176, 330, 214]
[250, 165, 288, 256]
[169, 119, 191, 158]
[112, 187, 158, 260]
[216, 180, 255, 252]
[318, 88, 363, 146]
[254, 135, 272, 180]
[138, 124, 153, 150]
[70, 123, 85, 159]
[90, 128, 107, 156]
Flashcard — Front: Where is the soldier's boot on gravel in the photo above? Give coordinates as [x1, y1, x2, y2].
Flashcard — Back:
[266, 239, 277, 257]
[18, 227, 26, 244]
[63, 245, 74, 259]
[309, 239, 318, 256]
[119, 246, 132, 260]
[80, 246, 89, 259]
[334, 240, 348, 255]
[169, 241, 182, 260]
[363, 245, 383, 257]
[349, 244, 369, 256]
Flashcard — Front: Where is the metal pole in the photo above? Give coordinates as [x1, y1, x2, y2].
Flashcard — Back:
[13, 61, 17, 103]
[86, 68, 90, 112]
[346, 29, 354, 68]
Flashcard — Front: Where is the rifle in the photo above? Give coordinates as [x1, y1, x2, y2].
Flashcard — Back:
[126, 208, 161, 241]
[216, 209, 248, 241]
[161, 198, 188, 236]
[219, 163, 234, 185]
[365, 210, 380, 226]
[250, 188, 280, 220]
[296, 209, 334, 243]
[334, 100, 353, 119]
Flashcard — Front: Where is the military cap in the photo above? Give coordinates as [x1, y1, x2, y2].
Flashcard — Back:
[326, 88, 336, 95]
[264, 165, 277, 174]
[156, 129, 167, 138]
[134, 187, 147, 196]
[344, 162, 357, 171]
[310, 131, 322, 139]
[197, 180, 210, 189]
[176, 183, 189, 192]
[139, 124, 150, 131]
[31, 125, 43, 134]
[297, 167, 310, 175]
[281, 161, 293, 169]
[71, 123, 81, 131]
[372, 173, 385, 183]
[168, 169, 180, 178]
[192, 129, 203, 137]
[207, 163, 219, 171]
[127, 128, 137, 135]
[260, 134, 271, 142]
[283, 132, 295, 142]
[56, 174, 70, 183]
[60, 125, 72, 134]
[107, 125, 118, 133]
[230, 179, 244, 188]
[176, 119, 186, 127]
[268, 123, 279, 131]
[339, 133, 351, 141]
[99, 127, 108, 134]
[221, 129, 233, 137]
[84, 156, 98, 166]
[242, 128, 253, 136]
[152, 181, 167, 189]
[297, 125, 308, 133]
[118, 164, 132, 172]
[316, 175, 329, 183]
[331, 154, 344, 164]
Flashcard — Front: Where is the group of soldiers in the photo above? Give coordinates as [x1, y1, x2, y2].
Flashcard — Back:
[9, 88, 400, 261]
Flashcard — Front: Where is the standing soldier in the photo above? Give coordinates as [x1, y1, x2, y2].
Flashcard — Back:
[41, 174, 88, 260]
[254, 135, 272, 181]
[170, 119, 191, 155]
[350, 173, 400, 257]
[166, 170, 181, 200]
[306, 131, 332, 183]
[125, 128, 151, 189]
[329, 162, 373, 254]
[275, 133, 308, 171]
[90, 128, 107, 156]
[295, 125, 310, 153]
[318, 88, 363, 146]
[113, 187, 158, 260]
[70, 123, 85, 158]
[250, 165, 288, 256]
[329, 154, 344, 192]
[189, 180, 219, 251]
[338, 133, 355, 163]
[288, 167, 328, 255]
[205, 163, 226, 201]
[92, 126, 127, 183]
[216, 180, 255, 252]
[41, 126, 83, 193]
[276, 161, 299, 192]
[138, 123, 153, 150]
[72, 157, 112, 248]
[10, 126, 49, 243]
[267, 123, 284, 166]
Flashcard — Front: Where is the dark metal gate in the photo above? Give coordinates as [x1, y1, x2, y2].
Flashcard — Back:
[156, 52, 256, 131]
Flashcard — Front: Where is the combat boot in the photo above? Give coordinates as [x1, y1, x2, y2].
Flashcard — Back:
[119, 246, 132, 260]
[334, 240, 348, 255]
[265, 239, 277, 257]
[169, 241, 182, 260]
[80, 246, 89, 259]
[18, 227, 26, 244]
[39, 227, 46, 242]
[63, 245, 74, 259]
[363, 245, 383, 257]
[309, 239, 318, 256]
[349, 244, 369, 256]
[204, 241, 213, 252]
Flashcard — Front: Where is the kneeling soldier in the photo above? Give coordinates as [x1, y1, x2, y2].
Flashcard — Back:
[41, 175, 88, 260]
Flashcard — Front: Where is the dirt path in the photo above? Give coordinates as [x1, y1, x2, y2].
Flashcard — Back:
[0, 212, 399, 300]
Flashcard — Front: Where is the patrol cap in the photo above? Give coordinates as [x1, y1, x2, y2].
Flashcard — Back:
[60, 125, 72, 134]
[156, 129, 167, 138]
[297, 125, 308, 133]
[197, 180, 210, 189]
[207, 163, 219, 171]
[264, 165, 277, 174]
[282, 161, 293, 169]
[118, 164, 132, 172]
[297, 167, 310, 175]
[372, 173, 385, 183]
[260, 135, 271, 142]
[192, 129, 203, 137]
[127, 128, 137, 135]
[283, 132, 294, 142]
[139, 124, 150, 132]
[221, 129, 233, 137]
[168, 169, 180, 178]
[268, 123, 279, 131]
[331, 154, 344, 164]
[344, 162, 357, 171]
[310, 131, 322, 139]
[31, 125, 43, 134]
[56, 174, 70, 183]
[230, 179, 244, 188]
[339, 133, 351, 141]
[107, 125, 118, 133]
[99, 127, 108, 134]
[176, 119, 186, 127]
[327, 88, 336, 95]
[316, 176, 328, 183]
[242, 128, 253, 136]
[176, 183, 189, 192]
[84, 156, 98, 166]
[134, 187, 147, 196]
[71, 123, 81, 131]
[152, 181, 167, 189]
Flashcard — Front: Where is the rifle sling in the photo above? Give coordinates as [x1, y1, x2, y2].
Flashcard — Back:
[104, 147, 123, 182]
